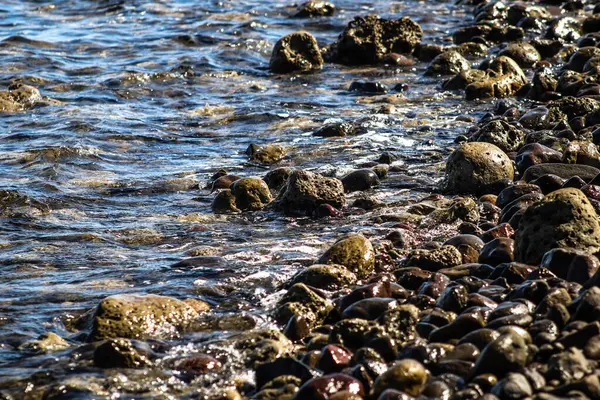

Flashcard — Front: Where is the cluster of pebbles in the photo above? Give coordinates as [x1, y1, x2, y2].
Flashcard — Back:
[11, 0, 600, 399]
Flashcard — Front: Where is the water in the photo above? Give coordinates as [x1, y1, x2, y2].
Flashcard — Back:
[0, 0, 487, 397]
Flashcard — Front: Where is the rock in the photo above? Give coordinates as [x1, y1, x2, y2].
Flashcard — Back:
[275, 170, 345, 216]
[313, 122, 355, 137]
[341, 169, 380, 192]
[425, 51, 470, 76]
[330, 15, 422, 65]
[349, 81, 388, 94]
[404, 246, 463, 271]
[515, 144, 563, 175]
[546, 348, 593, 384]
[230, 177, 273, 211]
[540, 248, 600, 284]
[522, 164, 600, 183]
[175, 354, 222, 378]
[287, 264, 357, 291]
[342, 297, 398, 320]
[550, 96, 600, 120]
[210, 174, 241, 192]
[463, 56, 528, 100]
[527, 69, 559, 101]
[318, 234, 374, 279]
[416, 43, 445, 62]
[264, 167, 294, 191]
[0, 84, 42, 112]
[293, 373, 365, 399]
[93, 338, 152, 368]
[453, 42, 488, 58]
[515, 188, 600, 265]
[470, 332, 528, 379]
[469, 120, 525, 153]
[496, 184, 542, 209]
[276, 283, 332, 325]
[564, 47, 600, 72]
[519, 106, 563, 130]
[547, 16, 581, 42]
[270, 32, 324, 73]
[247, 144, 286, 164]
[498, 43, 540, 68]
[491, 373, 533, 399]
[89, 294, 202, 340]
[19, 332, 69, 353]
[372, 359, 428, 397]
[443, 142, 514, 195]
[255, 357, 316, 389]
[429, 310, 486, 342]
[212, 189, 241, 214]
[328, 318, 373, 350]
[294, 1, 335, 18]
[563, 141, 600, 169]
[317, 345, 352, 373]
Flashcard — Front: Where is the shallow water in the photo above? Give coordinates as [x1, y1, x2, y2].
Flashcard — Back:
[0, 0, 489, 397]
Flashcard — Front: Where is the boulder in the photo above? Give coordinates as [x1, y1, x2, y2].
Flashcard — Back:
[318, 234, 374, 279]
[275, 170, 345, 215]
[270, 32, 323, 73]
[89, 294, 205, 340]
[329, 15, 422, 65]
[443, 142, 514, 195]
[515, 188, 600, 265]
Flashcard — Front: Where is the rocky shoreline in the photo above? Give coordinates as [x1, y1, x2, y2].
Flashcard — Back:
[6, 0, 600, 399]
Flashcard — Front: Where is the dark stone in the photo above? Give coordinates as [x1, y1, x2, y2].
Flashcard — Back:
[270, 32, 323, 73]
[341, 169, 380, 192]
[522, 164, 600, 183]
[330, 15, 423, 65]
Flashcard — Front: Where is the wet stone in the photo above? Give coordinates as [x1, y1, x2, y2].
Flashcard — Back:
[294, 1, 335, 18]
[372, 359, 429, 398]
[318, 234, 374, 279]
[270, 32, 324, 73]
[247, 143, 286, 165]
[470, 332, 528, 379]
[349, 81, 388, 94]
[276, 170, 345, 216]
[313, 122, 355, 137]
[426, 51, 470, 76]
[93, 338, 152, 368]
[330, 15, 423, 65]
[443, 142, 514, 195]
[89, 294, 202, 341]
[341, 169, 380, 192]
[288, 264, 357, 291]
[515, 188, 600, 265]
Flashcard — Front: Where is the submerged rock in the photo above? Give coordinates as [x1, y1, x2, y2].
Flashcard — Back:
[89, 294, 205, 340]
[230, 177, 273, 211]
[0, 84, 43, 112]
[19, 332, 69, 353]
[93, 338, 152, 368]
[270, 32, 324, 73]
[426, 51, 470, 76]
[294, 1, 335, 18]
[246, 143, 286, 164]
[341, 169, 380, 192]
[275, 170, 345, 215]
